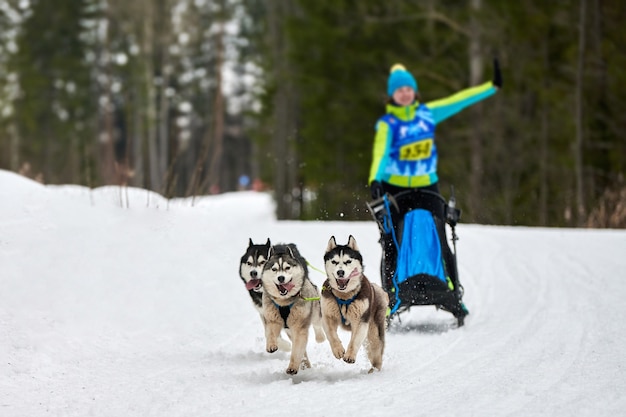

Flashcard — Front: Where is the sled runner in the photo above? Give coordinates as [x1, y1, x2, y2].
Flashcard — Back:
[367, 188, 468, 327]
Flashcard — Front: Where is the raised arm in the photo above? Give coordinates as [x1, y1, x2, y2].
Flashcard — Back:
[428, 58, 501, 124]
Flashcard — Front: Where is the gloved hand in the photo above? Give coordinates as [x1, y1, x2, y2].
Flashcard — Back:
[370, 181, 384, 200]
[493, 58, 502, 88]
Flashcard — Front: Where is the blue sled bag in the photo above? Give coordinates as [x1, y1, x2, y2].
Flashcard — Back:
[394, 209, 447, 285]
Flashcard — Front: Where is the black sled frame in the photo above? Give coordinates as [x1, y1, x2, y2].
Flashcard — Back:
[367, 188, 468, 327]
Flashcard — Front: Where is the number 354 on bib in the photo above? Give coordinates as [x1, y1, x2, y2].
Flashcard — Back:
[399, 138, 433, 161]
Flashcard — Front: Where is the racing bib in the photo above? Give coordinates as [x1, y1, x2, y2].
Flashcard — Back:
[399, 138, 433, 161]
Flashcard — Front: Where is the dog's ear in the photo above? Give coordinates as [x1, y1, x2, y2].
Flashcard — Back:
[248, 238, 254, 247]
[286, 244, 295, 258]
[326, 236, 337, 252]
[267, 245, 274, 258]
[265, 238, 271, 247]
[347, 235, 359, 251]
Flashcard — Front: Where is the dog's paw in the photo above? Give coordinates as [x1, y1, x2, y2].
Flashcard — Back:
[286, 367, 298, 375]
[331, 345, 345, 360]
[370, 359, 382, 371]
[343, 355, 356, 364]
[266, 345, 278, 353]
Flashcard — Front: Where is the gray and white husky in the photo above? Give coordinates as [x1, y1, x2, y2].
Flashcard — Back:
[261, 243, 326, 375]
[321, 235, 388, 372]
[239, 238, 290, 352]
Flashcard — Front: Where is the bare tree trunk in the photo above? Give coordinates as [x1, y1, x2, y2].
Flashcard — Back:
[267, 0, 297, 219]
[575, 0, 587, 225]
[8, 123, 19, 171]
[95, 2, 126, 191]
[100, 16, 117, 185]
[142, 0, 160, 192]
[100, 95, 116, 185]
[186, 17, 225, 198]
[186, 129, 210, 197]
[468, 0, 483, 220]
[539, 42, 550, 226]
[157, 0, 172, 195]
[267, 0, 286, 218]
[207, 16, 225, 194]
[131, 83, 145, 187]
[103, 0, 145, 189]
[425, 0, 435, 32]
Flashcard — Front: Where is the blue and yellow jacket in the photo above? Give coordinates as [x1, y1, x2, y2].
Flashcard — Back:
[369, 81, 497, 188]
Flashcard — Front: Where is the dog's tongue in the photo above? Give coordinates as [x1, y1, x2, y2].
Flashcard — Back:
[348, 268, 360, 278]
[245, 279, 261, 290]
[337, 278, 350, 289]
[278, 281, 295, 293]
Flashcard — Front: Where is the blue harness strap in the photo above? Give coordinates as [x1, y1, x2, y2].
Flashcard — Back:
[335, 294, 357, 325]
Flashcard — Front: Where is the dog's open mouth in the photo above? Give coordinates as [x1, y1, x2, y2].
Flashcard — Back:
[245, 279, 262, 291]
[336, 278, 350, 291]
[276, 281, 295, 296]
[335, 268, 360, 291]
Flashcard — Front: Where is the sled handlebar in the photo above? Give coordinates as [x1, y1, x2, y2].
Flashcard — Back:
[390, 189, 448, 205]
[367, 187, 460, 228]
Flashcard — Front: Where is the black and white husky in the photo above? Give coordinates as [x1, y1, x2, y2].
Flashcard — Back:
[321, 235, 388, 372]
[261, 243, 326, 375]
[239, 238, 290, 351]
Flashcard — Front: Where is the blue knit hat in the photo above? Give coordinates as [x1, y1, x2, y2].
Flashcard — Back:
[387, 64, 418, 96]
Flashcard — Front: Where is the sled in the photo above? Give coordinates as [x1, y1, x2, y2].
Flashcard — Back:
[367, 188, 468, 327]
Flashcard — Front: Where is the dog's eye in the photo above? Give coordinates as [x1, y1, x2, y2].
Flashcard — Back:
[259, 261, 266, 266]
[331, 260, 339, 265]
[284, 265, 291, 271]
[247, 261, 253, 266]
[345, 260, 351, 265]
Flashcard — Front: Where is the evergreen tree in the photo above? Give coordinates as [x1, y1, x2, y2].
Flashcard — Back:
[8, 0, 97, 184]
[0, 0, 623, 226]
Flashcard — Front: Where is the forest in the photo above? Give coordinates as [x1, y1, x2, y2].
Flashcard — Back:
[0, 0, 624, 227]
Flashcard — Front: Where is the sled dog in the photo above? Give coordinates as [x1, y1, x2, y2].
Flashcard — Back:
[261, 243, 326, 374]
[321, 235, 388, 372]
[239, 238, 290, 351]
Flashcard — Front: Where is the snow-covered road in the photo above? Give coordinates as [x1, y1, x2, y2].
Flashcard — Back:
[1, 170, 625, 417]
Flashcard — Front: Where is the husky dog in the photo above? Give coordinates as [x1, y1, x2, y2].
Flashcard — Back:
[321, 235, 388, 372]
[239, 238, 290, 352]
[261, 243, 326, 375]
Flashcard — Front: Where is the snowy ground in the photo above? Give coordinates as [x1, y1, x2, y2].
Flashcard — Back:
[1, 169, 625, 417]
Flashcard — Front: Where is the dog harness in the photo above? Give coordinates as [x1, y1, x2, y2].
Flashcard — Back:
[272, 300, 294, 329]
[325, 277, 374, 326]
[271, 291, 321, 329]
[334, 294, 358, 326]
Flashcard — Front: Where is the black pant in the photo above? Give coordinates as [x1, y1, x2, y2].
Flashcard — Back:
[379, 181, 440, 196]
